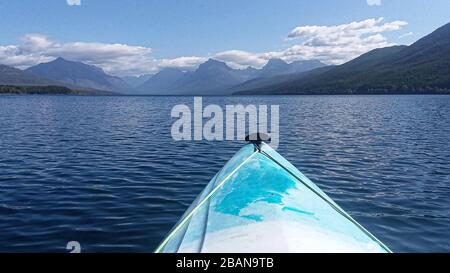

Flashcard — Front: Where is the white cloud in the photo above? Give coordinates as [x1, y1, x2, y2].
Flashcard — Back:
[283, 17, 407, 64]
[0, 34, 156, 76]
[0, 17, 407, 76]
[287, 18, 406, 41]
[367, 0, 381, 6]
[214, 50, 268, 69]
[67, 0, 81, 6]
[210, 18, 407, 68]
[158, 56, 207, 70]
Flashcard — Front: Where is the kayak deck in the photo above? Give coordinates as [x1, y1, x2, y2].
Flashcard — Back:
[156, 143, 391, 253]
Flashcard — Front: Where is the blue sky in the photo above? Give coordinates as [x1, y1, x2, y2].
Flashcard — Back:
[0, 0, 449, 76]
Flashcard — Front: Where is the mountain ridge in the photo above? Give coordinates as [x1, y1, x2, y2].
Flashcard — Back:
[0, 64, 59, 86]
[136, 58, 326, 95]
[235, 22, 450, 95]
[136, 68, 186, 95]
[122, 74, 153, 88]
[25, 57, 131, 93]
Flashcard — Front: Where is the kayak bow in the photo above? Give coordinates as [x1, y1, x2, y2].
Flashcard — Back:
[156, 140, 391, 253]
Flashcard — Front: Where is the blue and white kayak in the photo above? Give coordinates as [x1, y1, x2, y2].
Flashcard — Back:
[156, 139, 391, 253]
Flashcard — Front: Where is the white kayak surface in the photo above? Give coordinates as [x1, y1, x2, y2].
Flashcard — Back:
[156, 142, 391, 253]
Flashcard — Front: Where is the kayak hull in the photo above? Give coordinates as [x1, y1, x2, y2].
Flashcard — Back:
[156, 143, 390, 253]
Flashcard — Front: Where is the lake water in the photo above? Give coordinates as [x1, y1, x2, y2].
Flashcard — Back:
[0, 95, 449, 253]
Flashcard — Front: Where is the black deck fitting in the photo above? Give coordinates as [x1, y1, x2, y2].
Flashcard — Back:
[245, 133, 271, 144]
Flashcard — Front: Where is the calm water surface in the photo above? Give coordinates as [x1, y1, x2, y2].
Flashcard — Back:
[0, 95, 449, 252]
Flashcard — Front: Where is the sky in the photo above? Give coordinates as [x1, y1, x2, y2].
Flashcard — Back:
[0, 0, 449, 76]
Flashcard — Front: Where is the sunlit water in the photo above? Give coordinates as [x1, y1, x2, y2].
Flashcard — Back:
[0, 95, 449, 252]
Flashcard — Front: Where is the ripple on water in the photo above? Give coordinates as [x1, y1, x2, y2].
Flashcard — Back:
[0, 95, 449, 252]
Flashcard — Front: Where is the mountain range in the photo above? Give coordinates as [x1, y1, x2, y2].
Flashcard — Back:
[122, 74, 153, 88]
[1, 22, 449, 95]
[25, 57, 131, 93]
[0, 64, 59, 86]
[0, 63, 116, 95]
[135, 58, 325, 95]
[0, 64, 102, 93]
[236, 22, 450, 95]
[0, 56, 325, 95]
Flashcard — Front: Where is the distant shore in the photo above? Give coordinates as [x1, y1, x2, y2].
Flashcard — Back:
[2, 85, 450, 96]
[0, 85, 116, 95]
